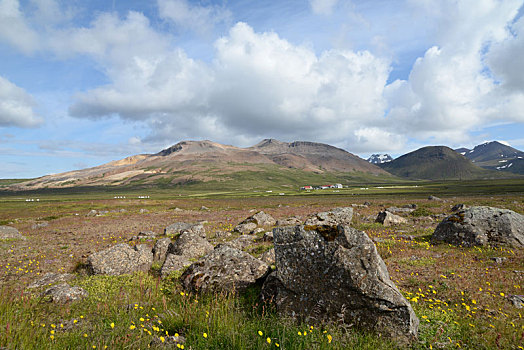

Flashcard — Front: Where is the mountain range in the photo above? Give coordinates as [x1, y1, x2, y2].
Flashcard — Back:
[454, 141, 524, 174]
[9, 139, 388, 191]
[6, 139, 522, 191]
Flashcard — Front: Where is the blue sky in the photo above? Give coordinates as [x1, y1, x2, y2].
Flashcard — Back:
[1, 0, 524, 178]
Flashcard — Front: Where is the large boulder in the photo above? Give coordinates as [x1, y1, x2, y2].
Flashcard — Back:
[432, 206, 524, 247]
[167, 231, 213, 258]
[160, 232, 214, 277]
[304, 207, 353, 226]
[87, 243, 153, 275]
[224, 235, 257, 251]
[375, 211, 408, 226]
[262, 225, 418, 345]
[181, 245, 269, 294]
[234, 211, 276, 233]
[152, 237, 172, 264]
[161, 254, 192, 278]
[0, 226, 26, 240]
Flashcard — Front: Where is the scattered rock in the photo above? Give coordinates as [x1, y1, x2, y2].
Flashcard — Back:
[259, 248, 275, 266]
[403, 204, 417, 209]
[87, 243, 153, 275]
[262, 231, 274, 242]
[152, 238, 172, 264]
[262, 225, 419, 345]
[490, 257, 507, 264]
[181, 245, 269, 294]
[160, 254, 191, 277]
[375, 211, 408, 226]
[253, 228, 265, 235]
[363, 201, 371, 206]
[276, 217, 302, 226]
[352, 203, 369, 208]
[160, 231, 213, 277]
[27, 272, 74, 289]
[234, 211, 276, 233]
[233, 222, 257, 234]
[432, 206, 524, 247]
[139, 208, 149, 214]
[224, 235, 257, 251]
[31, 222, 49, 229]
[428, 195, 443, 201]
[165, 222, 205, 238]
[167, 231, 213, 258]
[386, 207, 414, 213]
[42, 283, 87, 303]
[86, 210, 98, 217]
[451, 204, 467, 212]
[304, 207, 353, 226]
[213, 231, 232, 239]
[200, 205, 209, 211]
[130, 230, 157, 241]
[398, 235, 415, 241]
[0, 226, 26, 240]
[508, 295, 524, 308]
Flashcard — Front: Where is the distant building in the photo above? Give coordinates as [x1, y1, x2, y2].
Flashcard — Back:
[300, 186, 313, 190]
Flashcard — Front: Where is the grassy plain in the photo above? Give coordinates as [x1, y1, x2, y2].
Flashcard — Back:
[0, 179, 523, 349]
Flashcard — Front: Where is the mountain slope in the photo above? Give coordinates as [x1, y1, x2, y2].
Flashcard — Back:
[459, 141, 524, 175]
[9, 139, 390, 191]
[250, 139, 387, 174]
[367, 154, 393, 164]
[380, 146, 495, 180]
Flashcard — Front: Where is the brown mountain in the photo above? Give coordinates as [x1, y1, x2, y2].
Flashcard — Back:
[10, 139, 388, 190]
[380, 146, 496, 180]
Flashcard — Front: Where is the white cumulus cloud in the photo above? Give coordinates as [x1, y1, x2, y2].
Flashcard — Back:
[157, 0, 231, 35]
[0, 76, 42, 127]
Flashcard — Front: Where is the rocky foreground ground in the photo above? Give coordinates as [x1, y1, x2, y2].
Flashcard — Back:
[0, 194, 523, 349]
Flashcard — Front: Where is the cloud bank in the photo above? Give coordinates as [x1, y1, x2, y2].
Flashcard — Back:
[1, 0, 523, 154]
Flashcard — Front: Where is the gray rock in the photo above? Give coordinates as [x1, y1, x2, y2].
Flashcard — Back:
[87, 243, 153, 275]
[276, 217, 302, 226]
[200, 205, 209, 211]
[262, 225, 418, 345]
[451, 204, 467, 212]
[224, 235, 257, 251]
[259, 248, 275, 265]
[262, 231, 274, 242]
[152, 238, 172, 264]
[491, 257, 507, 264]
[86, 210, 98, 217]
[160, 254, 192, 277]
[167, 231, 213, 258]
[0, 226, 26, 240]
[27, 272, 74, 289]
[165, 222, 205, 238]
[234, 211, 276, 233]
[432, 206, 524, 247]
[31, 222, 49, 229]
[428, 195, 442, 201]
[386, 207, 414, 213]
[139, 209, 149, 214]
[134, 244, 154, 268]
[375, 211, 408, 226]
[181, 245, 269, 294]
[42, 283, 87, 303]
[304, 207, 353, 226]
[160, 231, 214, 278]
[233, 222, 257, 234]
[508, 295, 524, 308]
[253, 228, 265, 235]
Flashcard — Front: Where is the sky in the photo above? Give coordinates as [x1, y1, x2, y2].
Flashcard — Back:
[1, 0, 524, 178]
